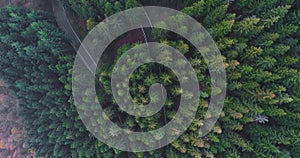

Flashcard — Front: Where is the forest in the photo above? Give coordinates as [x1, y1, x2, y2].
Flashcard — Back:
[0, 0, 300, 157]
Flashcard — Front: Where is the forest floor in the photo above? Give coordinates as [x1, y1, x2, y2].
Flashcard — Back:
[0, 0, 52, 12]
[0, 81, 34, 158]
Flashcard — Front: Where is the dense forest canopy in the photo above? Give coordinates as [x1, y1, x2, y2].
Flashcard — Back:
[0, 0, 299, 157]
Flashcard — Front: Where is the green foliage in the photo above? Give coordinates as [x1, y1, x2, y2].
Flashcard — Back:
[1, 0, 300, 158]
[0, 6, 119, 157]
